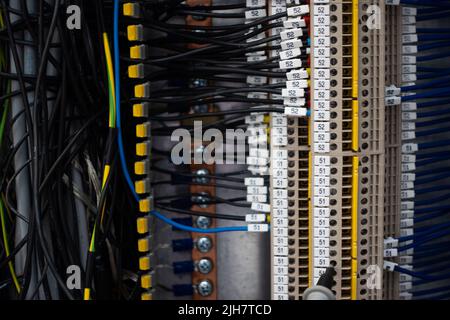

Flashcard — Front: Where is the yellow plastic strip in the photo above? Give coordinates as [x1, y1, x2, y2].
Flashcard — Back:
[351, 156, 359, 300]
[352, 1, 359, 152]
[84, 288, 91, 301]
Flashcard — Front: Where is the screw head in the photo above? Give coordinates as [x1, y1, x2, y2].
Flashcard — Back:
[193, 169, 210, 184]
[197, 258, 213, 274]
[196, 237, 213, 253]
[196, 216, 211, 229]
[197, 280, 213, 297]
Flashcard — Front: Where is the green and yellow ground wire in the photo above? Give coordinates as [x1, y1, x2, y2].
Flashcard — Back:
[83, 32, 116, 301]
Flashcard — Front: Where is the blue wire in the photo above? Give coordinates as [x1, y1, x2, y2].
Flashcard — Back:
[398, 229, 450, 252]
[402, 87, 450, 101]
[416, 185, 450, 195]
[413, 286, 450, 297]
[417, 28, 450, 33]
[416, 127, 450, 137]
[417, 98, 450, 108]
[151, 210, 248, 233]
[416, 157, 449, 167]
[415, 205, 450, 215]
[416, 166, 450, 178]
[398, 221, 450, 242]
[402, 77, 450, 91]
[113, 0, 251, 234]
[418, 108, 450, 118]
[417, 51, 450, 62]
[418, 34, 450, 42]
[417, 11, 450, 22]
[416, 193, 450, 207]
[415, 211, 448, 223]
[418, 139, 450, 150]
[416, 116, 450, 128]
[417, 150, 450, 160]
[418, 41, 450, 51]
[415, 172, 450, 186]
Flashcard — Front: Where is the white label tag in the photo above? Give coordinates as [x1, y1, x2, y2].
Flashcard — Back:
[248, 224, 269, 232]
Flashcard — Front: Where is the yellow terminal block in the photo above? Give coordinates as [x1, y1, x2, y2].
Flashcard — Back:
[134, 82, 150, 98]
[136, 123, 150, 138]
[135, 179, 150, 195]
[130, 45, 147, 60]
[133, 103, 148, 118]
[128, 64, 144, 79]
[140, 274, 152, 289]
[139, 198, 152, 213]
[136, 141, 150, 156]
[127, 25, 143, 42]
[141, 292, 153, 300]
[123, 3, 141, 18]
[135, 160, 149, 175]
[139, 256, 151, 271]
[137, 217, 148, 234]
[138, 238, 150, 253]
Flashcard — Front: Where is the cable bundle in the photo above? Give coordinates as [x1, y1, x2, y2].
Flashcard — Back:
[384, 0, 450, 301]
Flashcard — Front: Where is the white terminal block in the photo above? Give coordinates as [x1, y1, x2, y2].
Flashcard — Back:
[246, 214, 266, 222]
[402, 122, 415, 131]
[401, 201, 414, 211]
[286, 80, 308, 89]
[281, 39, 303, 51]
[402, 73, 416, 83]
[280, 28, 303, 41]
[272, 208, 288, 218]
[400, 228, 413, 237]
[384, 237, 399, 249]
[283, 18, 306, 29]
[400, 173, 416, 182]
[252, 202, 271, 213]
[247, 186, 268, 195]
[287, 5, 309, 17]
[287, 69, 309, 80]
[245, 177, 265, 186]
[402, 143, 418, 154]
[402, 25, 416, 34]
[400, 219, 414, 229]
[401, 181, 414, 190]
[279, 58, 302, 70]
[402, 102, 417, 111]
[272, 179, 288, 189]
[245, 9, 267, 20]
[402, 55, 416, 64]
[403, 45, 418, 54]
[401, 211, 414, 220]
[402, 34, 418, 44]
[247, 194, 267, 203]
[402, 112, 417, 121]
[248, 224, 269, 232]
[284, 107, 307, 117]
[402, 15, 416, 25]
[401, 162, 415, 172]
[401, 190, 415, 200]
[402, 7, 417, 16]
[246, 0, 265, 8]
[283, 97, 306, 107]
